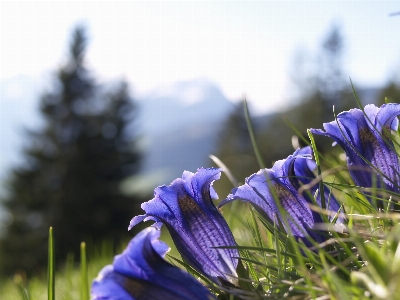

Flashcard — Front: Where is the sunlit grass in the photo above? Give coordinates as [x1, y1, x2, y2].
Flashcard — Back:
[0, 227, 181, 300]
[2, 101, 400, 299]
[2, 165, 400, 299]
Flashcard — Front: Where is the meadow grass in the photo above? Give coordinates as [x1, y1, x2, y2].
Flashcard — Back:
[1, 160, 400, 299]
[0, 228, 180, 300]
[2, 100, 400, 299]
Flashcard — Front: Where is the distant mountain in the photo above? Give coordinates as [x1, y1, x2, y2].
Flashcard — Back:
[138, 78, 234, 134]
[0, 75, 384, 195]
[129, 79, 234, 193]
[0, 76, 234, 195]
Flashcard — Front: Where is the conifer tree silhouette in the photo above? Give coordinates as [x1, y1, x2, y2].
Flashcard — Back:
[0, 25, 144, 275]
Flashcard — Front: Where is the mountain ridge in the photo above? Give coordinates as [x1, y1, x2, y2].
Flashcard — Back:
[0, 76, 235, 193]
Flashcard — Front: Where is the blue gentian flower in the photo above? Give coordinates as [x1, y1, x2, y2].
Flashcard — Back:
[295, 147, 342, 223]
[220, 149, 341, 244]
[91, 227, 214, 300]
[129, 168, 239, 284]
[310, 104, 400, 198]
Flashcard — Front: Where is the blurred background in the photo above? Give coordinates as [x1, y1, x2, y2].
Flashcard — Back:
[1, 1, 400, 275]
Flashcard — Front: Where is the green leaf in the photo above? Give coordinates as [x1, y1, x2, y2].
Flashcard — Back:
[307, 129, 326, 212]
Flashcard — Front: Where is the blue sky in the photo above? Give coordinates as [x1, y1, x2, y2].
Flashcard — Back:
[1, 0, 400, 113]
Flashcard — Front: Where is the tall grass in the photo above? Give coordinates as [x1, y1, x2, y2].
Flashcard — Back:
[2, 168, 400, 299]
[2, 101, 400, 299]
[0, 228, 180, 300]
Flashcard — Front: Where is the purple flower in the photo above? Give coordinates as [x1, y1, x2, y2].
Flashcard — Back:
[310, 104, 400, 198]
[129, 168, 238, 284]
[294, 147, 342, 223]
[220, 148, 341, 244]
[91, 227, 214, 300]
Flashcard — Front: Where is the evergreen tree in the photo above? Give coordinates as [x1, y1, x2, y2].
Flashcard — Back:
[213, 102, 259, 196]
[0, 25, 144, 275]
[214, 24, 353, 185]
[270, 24, 354, 152]
[377, 65, 400, 105]
[287, 24, 353, 127]
[378, 81, 400, 105]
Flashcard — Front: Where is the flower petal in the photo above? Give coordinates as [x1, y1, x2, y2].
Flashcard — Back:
[91, 227, 214, 300]
[92, 265, 133, 300]
[294, 147, 342, 222]
[223, 149, 337, 245]
[129, 168, 238, 283]
[311, 104, 400, 198]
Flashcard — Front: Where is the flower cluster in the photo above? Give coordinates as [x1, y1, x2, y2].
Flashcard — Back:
[91, 103, 400, 299]
[220, 146, 342, 245]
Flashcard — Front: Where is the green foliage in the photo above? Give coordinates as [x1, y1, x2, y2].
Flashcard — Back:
[213, 185, 400, 299]
[0, 25, 145, 276]
[210, 91, 400, 298]
[350, 225, 400, 299]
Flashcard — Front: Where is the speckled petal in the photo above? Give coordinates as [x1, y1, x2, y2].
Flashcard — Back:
[311, 104, 400, 197]
[129, 168, 238, 283]
[91, 227, 214, 300]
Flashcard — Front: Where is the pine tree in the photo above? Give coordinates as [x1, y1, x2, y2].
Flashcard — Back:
[378, 82, 400, 105]
[0, 25, 144, 275]
[273, 24, 354, 152]
[213, 24, 353, 186]
[377, 65, 400, 105]
[213, 102, 259, 196]
[288, 24, 353, 124]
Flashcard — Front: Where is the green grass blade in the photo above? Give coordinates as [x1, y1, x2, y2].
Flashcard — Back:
[47, 227, 55, 300]
[238, 249, 259, 283]
[209, 154, 239, 187]
[250, 208, 263, 249]
[274, 221, 282, 280]
[80, 242, 89, 300]
[284, 117, 311, 147]
[13, 275, 30, 300]
[243, 97, 265, 169]
[166, 255, 220, 293]
[307, 129, 326, 211]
